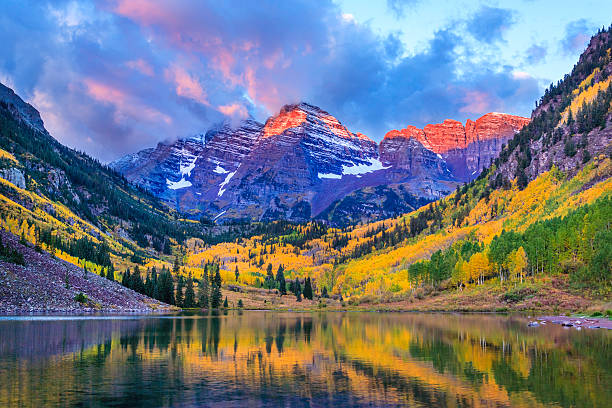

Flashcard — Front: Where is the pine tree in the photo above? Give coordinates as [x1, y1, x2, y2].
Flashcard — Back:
[173, 254, 180, 274]
[275, 264, 286, 295]
[265, 263, 275, 289]
[321, 286, 328, 298]
[234, 265, 240, 283]
[122, 268, 131, 288]
[184, 272, 195, 308]
[223, 296, 228, 308]
[145, 269, 153, 297]
[175, 274, 185, 307]
[106, 264, 115, 282]
[100, 268, 105, 279]
[198, 264, 210, 308]
[83, 263, 88, 280]
[210, 265, 223, 308]
[303, 277, 313, 300]
[293, 278, 302, 301]
[237, 299, 244, 308]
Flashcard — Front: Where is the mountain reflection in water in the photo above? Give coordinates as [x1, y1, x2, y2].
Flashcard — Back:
[0, 312, 610, 407]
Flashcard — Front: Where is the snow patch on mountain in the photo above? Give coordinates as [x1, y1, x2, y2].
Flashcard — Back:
[213, 165, 229, 174]
[318, 172, 342, 179]
[218, 167, 238, 197]
[167, 178, 192, 190]
[341, 158, 390, 177]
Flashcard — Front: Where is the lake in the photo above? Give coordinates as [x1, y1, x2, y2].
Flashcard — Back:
[0, 311, 610, 407]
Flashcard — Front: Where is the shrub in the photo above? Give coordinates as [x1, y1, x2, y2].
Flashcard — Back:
[74, 292, 88, 304]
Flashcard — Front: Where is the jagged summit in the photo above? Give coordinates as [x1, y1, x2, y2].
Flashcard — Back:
[109, 99, 529, 223]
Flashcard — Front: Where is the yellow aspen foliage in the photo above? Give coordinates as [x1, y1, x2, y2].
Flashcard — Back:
[467, 252, 491, 285]
[509, 247, 528, 283]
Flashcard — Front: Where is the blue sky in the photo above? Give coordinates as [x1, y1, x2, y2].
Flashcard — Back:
[0, 0, 610, 161]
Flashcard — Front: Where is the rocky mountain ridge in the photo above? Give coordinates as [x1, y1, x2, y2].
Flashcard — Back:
[111, 103, 528, 224]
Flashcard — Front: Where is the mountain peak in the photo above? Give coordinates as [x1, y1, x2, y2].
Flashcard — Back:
[384, 112, 529, 153]
[0, 82, 47, 134]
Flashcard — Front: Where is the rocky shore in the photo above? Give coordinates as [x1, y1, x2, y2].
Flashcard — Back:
[0, 230, 175, 314]
[529, 315, 612, 330]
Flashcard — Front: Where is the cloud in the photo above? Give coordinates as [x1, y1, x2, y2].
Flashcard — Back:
[525, 44, 547, 64]
[386, 0, 420, 18]
[467, 6, 515, 43]
[0, 0, 544, 161]
[164, 65, 209, 106]
[561, 19, 594, 55]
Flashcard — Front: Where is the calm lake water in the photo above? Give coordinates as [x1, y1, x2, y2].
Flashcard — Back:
[0, 311, 610, 407]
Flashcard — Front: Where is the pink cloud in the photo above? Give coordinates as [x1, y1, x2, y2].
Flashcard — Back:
[459, 90, 491, 114]
[84, 78, 171, 124]
[113, 0, 172, 26]
[164, 65, 209, 105]
[126, 59, 154, 76]
[218, 103, 248, 119]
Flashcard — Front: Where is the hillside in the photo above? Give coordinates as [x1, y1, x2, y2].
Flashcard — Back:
[0, 27, 610, 314]
[175, 27, 612, 312]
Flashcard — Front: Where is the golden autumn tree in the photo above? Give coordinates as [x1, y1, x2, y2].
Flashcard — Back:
[468, 252, 491, 285]
[509, 247, 528, 283]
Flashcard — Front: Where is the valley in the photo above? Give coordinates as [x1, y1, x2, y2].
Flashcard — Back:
[0, 26, 610, 316]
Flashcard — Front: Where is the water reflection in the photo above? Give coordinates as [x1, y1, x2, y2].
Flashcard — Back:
[0, 312, 610, 407]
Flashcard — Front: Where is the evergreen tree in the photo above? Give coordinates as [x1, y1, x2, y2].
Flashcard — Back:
[234, 265, 240, 282]
[198, 264, 210, 308]
[210, 265, 223, 308]
[303, 277, 313, 300]
[145, 269, 153, 297]
[132, 266, 145, 294]
[275, 264, 286, 295]
[321, 286, 328, 298]
[237, 299, 244, 308]
[158, 268, 175, 305]
[106, 264, 115, 282]
[175, 274, 185, 307]
[293, 278, 302, 301]
[173, 254, 180, 274]
[122, 268, 131, 288]
[223, 296, 228, 308]
[151, 267, 160, 300]
[264, 263, 275, 289]
[184, 272, 195, 308]
[83, 263, 88, 280]
[100, 268, 105, 278]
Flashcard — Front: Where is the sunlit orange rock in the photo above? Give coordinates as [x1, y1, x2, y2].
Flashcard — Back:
[262, 106, 307, 138]
[384, 113, 529, 154]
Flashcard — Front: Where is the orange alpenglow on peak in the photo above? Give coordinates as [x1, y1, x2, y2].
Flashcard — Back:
[263, 107, 307, 138]
[384, 113, 529, 154]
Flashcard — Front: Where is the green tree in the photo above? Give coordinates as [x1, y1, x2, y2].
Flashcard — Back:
[303, 277, 313, 300]
[210, 266, 223, 308]
[106, 264, 115, 282]
[234, 265, 240, 283]
[223, 296, 228, 308]
[175, 274, 185, 307]
[198, 264, 210, 308]
[275, 264, 286, 295]
[184, 272, 195, 308]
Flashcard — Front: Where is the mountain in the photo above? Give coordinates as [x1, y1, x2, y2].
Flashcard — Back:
[385, 113, 530, 181]
[177, 26, 612, 311]
[112, 104, 528, 224]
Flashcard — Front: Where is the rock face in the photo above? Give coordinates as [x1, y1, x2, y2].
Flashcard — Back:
[0, 168, 26, 189]
[111, 104, 528, 223]
[386, 113, 530, 181]
[0, 83, 47, 134]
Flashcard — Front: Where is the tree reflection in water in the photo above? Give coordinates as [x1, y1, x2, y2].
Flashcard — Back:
[0, 312, 610, 407]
